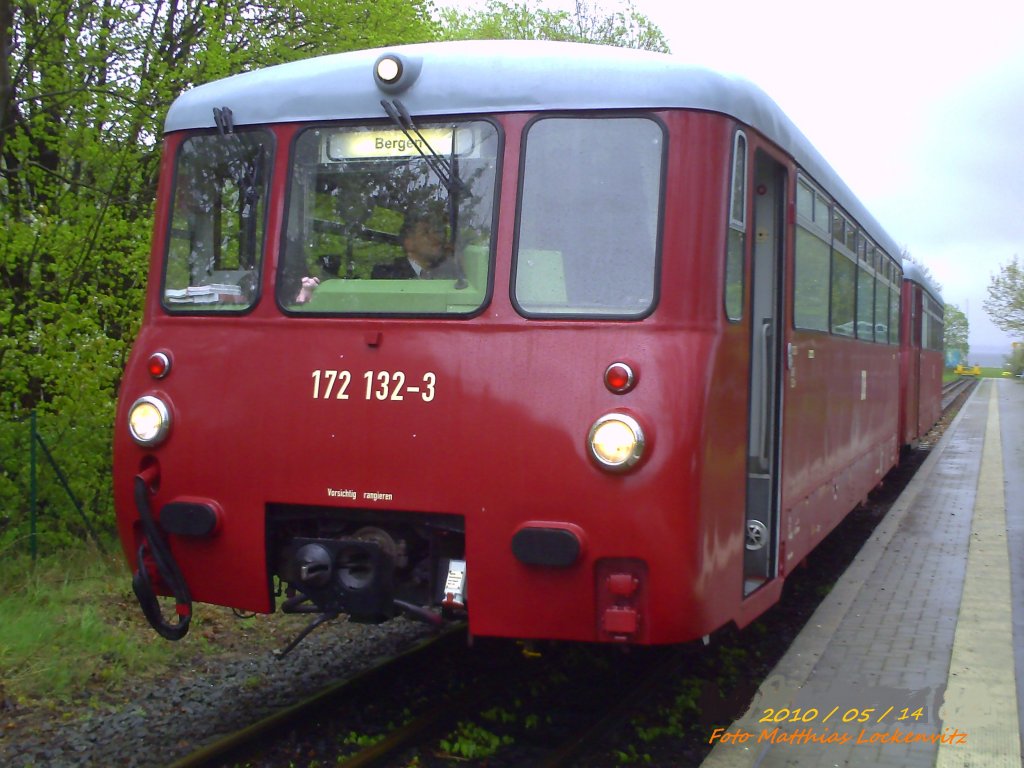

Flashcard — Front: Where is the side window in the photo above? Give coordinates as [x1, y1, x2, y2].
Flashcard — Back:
[830, 212, 856, 336]
[889, 264, 902, 344]
[794, 173, 899, 344]
[724, 131, 746, 321]
[794, 177, 830, 331]
[927, 296, 944, 350]
[874, 254, 891, 345]
[856, 245, 875, 342]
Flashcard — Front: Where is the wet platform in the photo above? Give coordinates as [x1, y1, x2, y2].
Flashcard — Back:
[701, 379, 1023, 768]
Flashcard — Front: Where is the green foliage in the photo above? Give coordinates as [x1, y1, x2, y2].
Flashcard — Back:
[1, 542, 315, 708]
[439, 720, 514, 759]
[342, 730, 386, 748]
[944, 303, 969, 359]
[630, 678, 701, 743]
[0, 408, 117, 554]
[436, 0, 670, 52]
[1007, 345, 1024, 376]
[984, 254, 1024, 336]
[0, 0, 436, 549]
[614, 744, 653, 764]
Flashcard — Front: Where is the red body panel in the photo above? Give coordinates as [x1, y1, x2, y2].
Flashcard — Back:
[781, 332, 899, 563]
[899, 280, 943, 445]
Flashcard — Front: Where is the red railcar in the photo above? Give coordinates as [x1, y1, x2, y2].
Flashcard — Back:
[900, 263, 945, 447]
[114, 41, 939, 648]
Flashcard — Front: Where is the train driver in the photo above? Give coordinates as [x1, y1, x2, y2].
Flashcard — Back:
[293, 209, 457, 303]
[371, 210, 456, 280]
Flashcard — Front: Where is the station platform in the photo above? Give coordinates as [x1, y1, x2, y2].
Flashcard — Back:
[701, 379, 1024, 768]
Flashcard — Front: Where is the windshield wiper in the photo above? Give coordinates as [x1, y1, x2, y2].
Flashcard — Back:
[380, 99, 470, 289]
[212, 106, 263, 270]
[380, 98, 467, 197]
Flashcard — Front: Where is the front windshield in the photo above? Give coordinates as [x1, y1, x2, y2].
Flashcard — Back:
[279, 120, 499, 315]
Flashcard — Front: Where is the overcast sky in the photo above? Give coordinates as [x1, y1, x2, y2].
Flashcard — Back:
[443, 0, 1024, 353]
[638, 0, 1024, 353]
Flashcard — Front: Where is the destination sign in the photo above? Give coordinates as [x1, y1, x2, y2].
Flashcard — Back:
[325, 129, 456, 160]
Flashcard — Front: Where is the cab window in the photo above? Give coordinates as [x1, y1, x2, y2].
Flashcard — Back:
[278, 120, 500, 315]
[163, 131, 272, 311]
[513, 116, 664, 318]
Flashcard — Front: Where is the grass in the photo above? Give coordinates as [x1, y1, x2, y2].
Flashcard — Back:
[978, 366, 1017, 378]
[945, 367, 1018, 381]
[0, 540, 307, 712]
[0, 542, 193, 706]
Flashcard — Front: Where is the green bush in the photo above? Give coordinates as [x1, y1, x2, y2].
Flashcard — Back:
[0, 407, 118, 557]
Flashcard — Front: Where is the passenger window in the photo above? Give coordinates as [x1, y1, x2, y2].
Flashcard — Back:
[888, 281, 901, 344]
[796, 179, 813, 221]
[830, 250, 857, 336]
[874, 271, 890, 343]
[814, 193, 830, 227]
[929, 297, 945, 350]
[856, 264, 875, 341]
[795, 227, 830, 331]
[794, 177, 830, 332]
[832, 210, 845, 243]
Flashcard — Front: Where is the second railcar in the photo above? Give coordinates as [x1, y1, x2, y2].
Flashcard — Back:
[900, 263, 945, 446]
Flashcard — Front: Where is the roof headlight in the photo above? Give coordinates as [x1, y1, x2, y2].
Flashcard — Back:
[588, 413, 645, 472]
[128, 396, 171, 447]
[375, 55, 402, 84]
[372, 52, 422, 94]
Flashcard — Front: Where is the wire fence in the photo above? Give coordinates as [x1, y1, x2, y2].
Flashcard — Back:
[1, 410, 113, 559]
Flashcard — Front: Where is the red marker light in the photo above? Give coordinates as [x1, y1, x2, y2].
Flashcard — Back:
[604, 362, 636, 394]
[147, 352, 171, 379]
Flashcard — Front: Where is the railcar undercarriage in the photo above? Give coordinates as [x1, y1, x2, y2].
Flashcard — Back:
[268, 505, 467, 657]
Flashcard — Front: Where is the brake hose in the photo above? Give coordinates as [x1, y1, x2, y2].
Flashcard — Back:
[131, 472, 192, 640]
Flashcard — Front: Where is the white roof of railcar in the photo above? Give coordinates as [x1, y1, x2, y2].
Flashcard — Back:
[165, 40, 902, 262]
[902, 262, 945, 306]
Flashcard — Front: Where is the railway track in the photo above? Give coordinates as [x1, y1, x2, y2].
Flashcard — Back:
[171, 383, 975, 768]
[179, 628, 704, 767]
[942, 376, 977, 412]
[169, 513, 913, 767]
[167, 626, 472, 768]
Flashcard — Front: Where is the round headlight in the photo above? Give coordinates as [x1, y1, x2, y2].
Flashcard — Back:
[128, 396, 171, 447]
[588, 413, 645, 471]
[375, 55, 402, 83]
[372, 52, 422, 94]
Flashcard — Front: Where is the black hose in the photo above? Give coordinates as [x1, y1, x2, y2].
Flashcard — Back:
[131, 474, 192, 640]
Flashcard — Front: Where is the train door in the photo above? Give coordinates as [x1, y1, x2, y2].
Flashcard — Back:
[910, 285, 922, 437]
[743, 151, 787, 596]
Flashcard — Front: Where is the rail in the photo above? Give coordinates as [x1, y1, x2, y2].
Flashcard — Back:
[942, 377, 977, 413]
[167, 626, 466, 768]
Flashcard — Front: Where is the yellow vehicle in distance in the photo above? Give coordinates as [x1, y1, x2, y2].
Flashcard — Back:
[955, 363, 981, 376]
